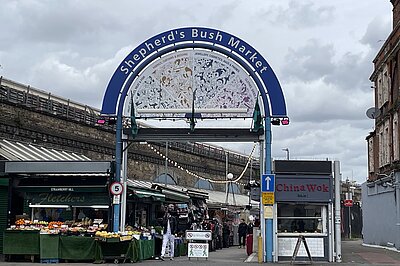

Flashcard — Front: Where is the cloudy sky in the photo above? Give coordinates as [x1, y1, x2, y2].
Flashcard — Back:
[0, 0, 393, 184]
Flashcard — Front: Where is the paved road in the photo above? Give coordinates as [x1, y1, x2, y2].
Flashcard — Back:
[1, 240, 400, 265]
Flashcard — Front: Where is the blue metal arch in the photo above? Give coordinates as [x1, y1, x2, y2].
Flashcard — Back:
[100, 27, 287, 119]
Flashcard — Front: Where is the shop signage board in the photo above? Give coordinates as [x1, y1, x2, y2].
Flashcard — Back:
[262, 192, 274, 205]
[185, 230, 212, 241]
[188, 243, 209, 258]
[27, 192, 109, 205]
[110, 182, 123, 195]
[275, 175, 333, 202]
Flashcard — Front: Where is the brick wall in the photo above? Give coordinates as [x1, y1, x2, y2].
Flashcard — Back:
[0, 101, 252, 192]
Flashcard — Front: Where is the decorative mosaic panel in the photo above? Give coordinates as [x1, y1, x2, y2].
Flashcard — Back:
[128, 50, 259, 118]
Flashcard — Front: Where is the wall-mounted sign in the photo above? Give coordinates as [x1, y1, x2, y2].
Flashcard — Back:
[344, 199, 353, 207]
[27, 192, 108, 206]
[275, 176, 333, 202]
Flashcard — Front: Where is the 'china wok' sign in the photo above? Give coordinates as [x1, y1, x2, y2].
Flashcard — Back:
[275, 176, 333, 202]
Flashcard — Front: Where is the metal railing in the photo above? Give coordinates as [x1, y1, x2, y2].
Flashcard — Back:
[0, 76, 258, 167]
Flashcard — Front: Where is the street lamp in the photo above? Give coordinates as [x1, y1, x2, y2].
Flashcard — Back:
[225, 173, 236, 205]
[227, 172, 233, 180]
[282, 148, 289, 160]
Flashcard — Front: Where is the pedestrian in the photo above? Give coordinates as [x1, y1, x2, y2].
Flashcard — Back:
[247, 220, 254, 236]
[238, 219, 248, 248]
[222, 221, 230, 248]
[160, 209, 177, 261]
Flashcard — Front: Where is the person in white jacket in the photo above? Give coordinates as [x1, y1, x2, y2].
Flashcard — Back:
[160, 210, 178, 261]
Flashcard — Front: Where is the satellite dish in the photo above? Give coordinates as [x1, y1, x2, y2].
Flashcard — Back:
[366, 107, 381, 119]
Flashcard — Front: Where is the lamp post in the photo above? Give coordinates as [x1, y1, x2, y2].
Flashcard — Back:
[225, 173, 234, 204]
[282, 148, 289, 160]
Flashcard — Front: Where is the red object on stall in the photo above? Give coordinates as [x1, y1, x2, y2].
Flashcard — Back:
[246, 234, 253, 255]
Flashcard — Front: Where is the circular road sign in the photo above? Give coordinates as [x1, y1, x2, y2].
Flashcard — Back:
[110, 182, 123, 195]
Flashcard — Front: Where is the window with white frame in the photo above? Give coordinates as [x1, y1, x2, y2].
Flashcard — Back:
[277, 203, 327, 234]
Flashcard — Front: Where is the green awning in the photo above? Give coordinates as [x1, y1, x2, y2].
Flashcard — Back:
[161, 189, 190, 202]
[132, 189, 165, 202]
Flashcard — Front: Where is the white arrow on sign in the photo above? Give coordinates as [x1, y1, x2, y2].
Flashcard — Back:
[265, 175, 271, 191]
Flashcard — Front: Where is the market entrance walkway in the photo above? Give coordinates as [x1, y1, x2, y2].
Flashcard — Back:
[2, 240, 400, 265]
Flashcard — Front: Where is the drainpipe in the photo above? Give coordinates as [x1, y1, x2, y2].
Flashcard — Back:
[396, 172, 400, 249]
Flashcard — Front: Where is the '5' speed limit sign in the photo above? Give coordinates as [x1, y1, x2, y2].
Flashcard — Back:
[110, 182, 123, 195]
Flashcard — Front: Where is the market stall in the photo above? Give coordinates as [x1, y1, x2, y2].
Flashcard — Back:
[3, 219, 156, 263]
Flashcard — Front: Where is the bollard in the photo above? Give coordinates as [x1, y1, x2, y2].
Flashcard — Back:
[258, 235, 263, 263]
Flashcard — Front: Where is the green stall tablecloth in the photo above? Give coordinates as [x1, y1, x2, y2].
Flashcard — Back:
[3, 230, 40, 255]
[125, 239, 140, 263]
[93, 238, 154, 263]
[139, 239, 154, 260]
[178, 243, 187, 256]
[94, 239, 131, 263]
[59, 235, 96, 261]
[40, 234, 59, 259]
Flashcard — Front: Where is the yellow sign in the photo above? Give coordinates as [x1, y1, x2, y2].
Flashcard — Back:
[262, 192, 274, 205]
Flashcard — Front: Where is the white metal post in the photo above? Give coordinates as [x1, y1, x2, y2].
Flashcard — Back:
[334, 161, 342, 262]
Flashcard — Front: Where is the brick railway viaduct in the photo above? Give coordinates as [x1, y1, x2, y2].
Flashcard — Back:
[0, 77, 259, 193]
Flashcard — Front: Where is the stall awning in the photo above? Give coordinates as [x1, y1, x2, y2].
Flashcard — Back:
[2, 161, 112, 174]
[205, 190, 254, 207]
[152, 184, 190, 202]
[131, 189, 165, 202]
[162, 189, 190, 202]
[0, 139, 91, 161]
[187, 189, 209, 200]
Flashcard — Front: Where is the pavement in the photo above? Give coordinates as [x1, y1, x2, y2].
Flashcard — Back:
[2, 239, 400, 265]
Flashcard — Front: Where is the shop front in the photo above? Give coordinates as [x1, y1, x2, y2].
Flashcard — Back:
[274, 160, 334, 262]
[126, 179, 166, 228]
[0, 160, 163, 262]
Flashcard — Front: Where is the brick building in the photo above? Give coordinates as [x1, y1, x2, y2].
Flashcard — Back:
[367, 0, 400, 180]
[363, 0, 400, 250]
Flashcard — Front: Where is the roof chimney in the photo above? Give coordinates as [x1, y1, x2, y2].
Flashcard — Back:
[392, 0, 400, 28]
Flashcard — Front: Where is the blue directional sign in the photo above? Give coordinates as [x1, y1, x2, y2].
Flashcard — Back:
[261, 174, 275, 192]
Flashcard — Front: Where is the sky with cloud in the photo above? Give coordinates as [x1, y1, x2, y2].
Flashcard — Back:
[0, 0, 393, 183]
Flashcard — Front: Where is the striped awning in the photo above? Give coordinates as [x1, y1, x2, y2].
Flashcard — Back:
[0, 139, 90, 161]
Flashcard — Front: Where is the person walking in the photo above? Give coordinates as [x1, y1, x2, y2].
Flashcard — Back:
[160, 210, 177, 261]
[238, 219, 248, 248]
[222, 221, 230, 248]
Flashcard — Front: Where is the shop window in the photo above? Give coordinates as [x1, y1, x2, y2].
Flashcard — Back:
[277, 203, 326, 234]
[194, 179, 214, 190]
[154, 173, 176, 185]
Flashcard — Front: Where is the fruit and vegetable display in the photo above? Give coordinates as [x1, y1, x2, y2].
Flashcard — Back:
[7, 219, 152, 241]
